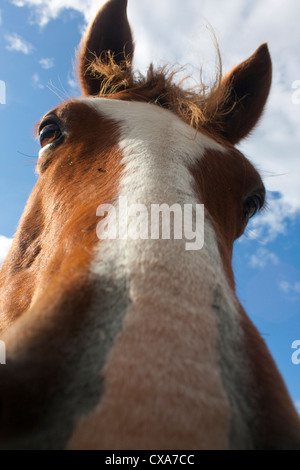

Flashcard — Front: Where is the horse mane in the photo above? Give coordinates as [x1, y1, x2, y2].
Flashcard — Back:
[86, 51, 233, 137]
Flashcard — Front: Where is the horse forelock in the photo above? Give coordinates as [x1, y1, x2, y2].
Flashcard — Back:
[85, 52, 235, 143]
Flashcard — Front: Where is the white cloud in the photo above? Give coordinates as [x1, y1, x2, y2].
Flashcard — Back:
[5, 33, 34, 54]
[39, 57, 54, 69]
[249, 247, 279, 269]
[296, 401, 300, 415]
[279, 281, 291, 294]
[67, 77, 78, 88]
[10, 0, 100, 27]
[246, 192, 299, 243]
[32, 73, 44, 89]
[9, 0, 300, 240]
[67, 76, 80, 94]
[0, 236, 13, 269]
[279, 281, 300, 295]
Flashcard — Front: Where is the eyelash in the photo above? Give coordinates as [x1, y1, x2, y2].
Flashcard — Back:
[243, 194, 264, 220]
[39, 118, 64, 148]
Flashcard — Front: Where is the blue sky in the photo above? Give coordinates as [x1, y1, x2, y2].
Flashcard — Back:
[0, 0, 299, 413]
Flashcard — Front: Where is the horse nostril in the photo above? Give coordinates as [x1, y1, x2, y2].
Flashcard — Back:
[0, 363, 33, 437]
[0, 353, 60, 450]
[0, 368, 31, 449]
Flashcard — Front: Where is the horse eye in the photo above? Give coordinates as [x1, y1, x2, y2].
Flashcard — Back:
[244, 195, 262, 220]
[39, 121, 63, 148]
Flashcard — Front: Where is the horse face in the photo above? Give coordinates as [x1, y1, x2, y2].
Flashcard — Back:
[1, 0, 299, 451]
[35, 93, 266, 283]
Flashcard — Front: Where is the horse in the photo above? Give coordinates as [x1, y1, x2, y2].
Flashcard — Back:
[0, 0, 299, 450]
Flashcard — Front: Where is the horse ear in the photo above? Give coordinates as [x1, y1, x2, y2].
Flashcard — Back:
[214, 44, 272, 145]
[78, 0, 134, 96]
